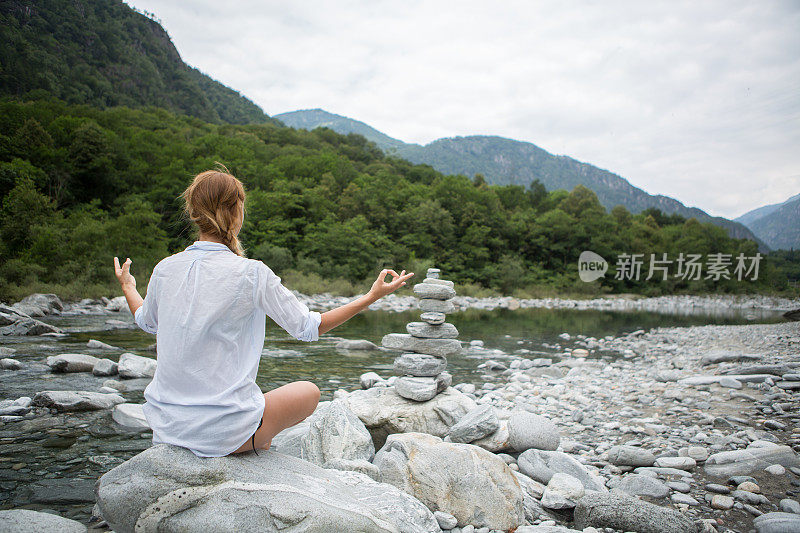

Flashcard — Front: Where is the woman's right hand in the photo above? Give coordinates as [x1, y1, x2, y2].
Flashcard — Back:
[369, 269, 414, 299]
[114, 256, 137, 290]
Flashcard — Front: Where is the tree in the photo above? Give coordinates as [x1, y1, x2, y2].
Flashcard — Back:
[0, 176, 55, 257]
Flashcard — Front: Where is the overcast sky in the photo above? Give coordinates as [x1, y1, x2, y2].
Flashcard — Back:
[128, 0, 799, 219]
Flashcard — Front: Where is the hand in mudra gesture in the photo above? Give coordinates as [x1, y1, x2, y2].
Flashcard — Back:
[370, 269, 414, 299]
[114, 256, 136, 289]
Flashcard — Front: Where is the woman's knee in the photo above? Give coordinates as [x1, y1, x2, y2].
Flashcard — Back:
[300, 380, 320, 403]
[295, 380, 320, 412]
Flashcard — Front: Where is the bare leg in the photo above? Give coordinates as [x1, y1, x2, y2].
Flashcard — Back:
[229, 380, 320, 455]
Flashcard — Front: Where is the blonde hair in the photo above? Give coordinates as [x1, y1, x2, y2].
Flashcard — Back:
[180, 163, 246, 256]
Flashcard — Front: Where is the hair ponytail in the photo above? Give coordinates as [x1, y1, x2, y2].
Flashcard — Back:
[180, 163, 247, 257]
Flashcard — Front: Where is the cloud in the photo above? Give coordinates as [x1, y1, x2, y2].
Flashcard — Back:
[127, 0, 800, 218]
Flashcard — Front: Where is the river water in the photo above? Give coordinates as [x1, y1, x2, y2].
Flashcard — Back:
[0, 306, 787, 525]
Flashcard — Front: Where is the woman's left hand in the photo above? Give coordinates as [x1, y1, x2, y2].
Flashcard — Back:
[114, 256, 136, 289]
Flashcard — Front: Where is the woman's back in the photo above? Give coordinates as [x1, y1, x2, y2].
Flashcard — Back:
[136, 240, 320, 457]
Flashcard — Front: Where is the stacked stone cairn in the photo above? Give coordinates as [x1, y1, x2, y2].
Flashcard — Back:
[381, 267, 461, 401]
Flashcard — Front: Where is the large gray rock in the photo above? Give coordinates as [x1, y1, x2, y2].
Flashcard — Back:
[0, 315, 63, 336]
[103, 378, 152, 392]
[12, 293, 63, 317]
[606, 445, 656, 467]
[0, 357, 22, 370]
[704, 445, 799, 477]
[105, 295, 129, 312]
[360, 371, 386, 389]
[422, 277, 453, 288]
[270, 421, 309, 458]
[394, 373, 452, 401]
[301, 400, 376, 476]
[412, 283, 456, 300]
[472, 420, 511, 452]
[679, 374, 776, 386]
[447, 405, 499, 443]
[420, 312, 445, 325]
[96, 444, 440, 533]
[113, 403, 150, 430]
[33, 390, 125, 411]
[608, 474, 670, 498]
[0, 397, 31, 416]
[47, 353, 101, 373]
[0, 509, 86, 532]
[573, 491, 698, 533]
[516, 527, 581, 533]
[700, 349, 762, 366]
[87, 339, 118, 350]
[382, 334, 462, 357]
[406, 322, 458, 339]
[540, 473, 584, 510]
[393, 353, 447, 377]
[418, 299, 456, 314]
[753, 512, 800, 533]
[15, 477, 95, 504]
[118, 352, 157, 379]
[335, 339, 380, 350]
[374, 432, 524, 530]
[518, 449, 606, 492]
[507, 411, 560, 452]
[93, 358, 119, 376]
[342, 387, 477, 452]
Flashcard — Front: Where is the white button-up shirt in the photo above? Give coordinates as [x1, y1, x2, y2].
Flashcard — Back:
[134, 240, 321, 457]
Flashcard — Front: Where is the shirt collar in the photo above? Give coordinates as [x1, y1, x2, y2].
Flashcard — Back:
[186, 240, 233, 252]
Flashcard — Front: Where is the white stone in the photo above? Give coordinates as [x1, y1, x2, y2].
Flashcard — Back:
[118, 352, 157, 379]
[112, 403, 150, 430]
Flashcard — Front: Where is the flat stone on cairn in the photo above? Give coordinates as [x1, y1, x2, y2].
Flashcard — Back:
[382, 267, 461, 402]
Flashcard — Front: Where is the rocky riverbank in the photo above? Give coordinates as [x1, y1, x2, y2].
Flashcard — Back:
[3, 290, 799, 335]
[1, 292, 799, 532]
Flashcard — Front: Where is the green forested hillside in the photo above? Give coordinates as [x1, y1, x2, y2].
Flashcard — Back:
[0, 0, 275, 125]
[278, 110, 764, 247]
[0, 97, 788, 301]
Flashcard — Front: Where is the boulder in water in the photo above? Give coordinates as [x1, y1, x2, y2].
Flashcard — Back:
[118, 352, 156, 379]
[33, 390, 125, 411]
[12, 293, 63, 317]
[46, 353, 100, 373]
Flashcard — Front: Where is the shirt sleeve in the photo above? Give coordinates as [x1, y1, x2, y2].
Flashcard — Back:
[254, 261, 322, 342]
[252, 261, 321, 342]
[134, 269, 159, 335]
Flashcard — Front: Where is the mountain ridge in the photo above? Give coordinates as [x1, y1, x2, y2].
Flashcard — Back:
[735, 194, 800, 250]
[0, 0, 278, 125]
[276, 108, 765, 248]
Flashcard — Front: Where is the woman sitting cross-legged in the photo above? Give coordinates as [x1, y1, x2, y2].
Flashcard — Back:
[113, 166, 413, 457]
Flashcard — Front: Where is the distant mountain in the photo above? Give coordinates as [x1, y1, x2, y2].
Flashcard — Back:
[736, 194, 800, 250]
[0, 0, 278, 125]
[278, 108, 765, 247]
[274, 108, 406, 150]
